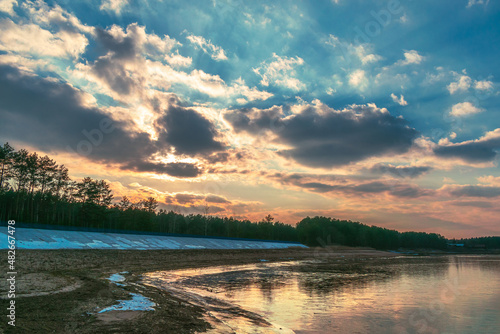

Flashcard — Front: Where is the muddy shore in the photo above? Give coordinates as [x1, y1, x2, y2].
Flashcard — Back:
[0, 247, 401, 333]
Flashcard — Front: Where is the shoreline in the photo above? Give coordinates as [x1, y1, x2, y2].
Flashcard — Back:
[1, 247, 494, 333]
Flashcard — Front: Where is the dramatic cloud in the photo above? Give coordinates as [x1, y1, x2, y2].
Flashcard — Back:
[226, 103, 418, 168]
[0, 64, 207, 178]
[0, 64, 148, 159]
[174, 193, 205, 204]
[434, 129, 500, 162]
[156, 105, 224, 156]
[370, 164, 432, 178]
[206, 194, 231, 204]
[78, 23, 178, 98]
[72, 22, 270, 105]
[1, 0, 500, 236]
[123, 161, 202, 178]
[160, 191, 259, 216]
[449, 101, 484, 117]
[273, 173, 431, 198]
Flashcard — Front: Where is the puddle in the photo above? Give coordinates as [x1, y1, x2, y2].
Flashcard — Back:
[101, 272, 155, 314]
[99, 293, 156, 313]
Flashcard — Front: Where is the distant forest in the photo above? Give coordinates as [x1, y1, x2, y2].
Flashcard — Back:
[1, 143, 499, 250]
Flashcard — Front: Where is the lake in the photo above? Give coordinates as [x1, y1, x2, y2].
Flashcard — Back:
[144, 255, 500, 333]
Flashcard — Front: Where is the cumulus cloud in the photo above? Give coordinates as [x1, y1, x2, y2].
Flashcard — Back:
[447, 72, 494, 95]
[396, 50, 424, 66]
[0, 64, 223, 178]
[0, 0, 94, 61]
[349, 69, 367, 89]
[447, 75, 472, 94]
[0, 18, 89, 58]
[164, 52, 192, 68]
[253, 53, 305, 91]
[225, 103, 418, 168]
[72, 23, 270, 105]
[391, 93, 408, 106]
[0, 0, 17, 15]
[78, 23, 179, 97]
[355, 45, 383, 65]
[156, 105, 225, 156]
[186, 34, 228, 61]
[24, 1, 94, 34]
[475, 80, 494, 91]
[100, 0, 129, 15]
[449, 101, 484, 117]
[224, 105, 283, 135]
[230, 77, 274, 101]
[434, 128, 500, 162]
[0, 64, 155, 164]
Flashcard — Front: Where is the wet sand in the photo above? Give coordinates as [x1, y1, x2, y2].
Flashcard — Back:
[0, 247, 398, 333]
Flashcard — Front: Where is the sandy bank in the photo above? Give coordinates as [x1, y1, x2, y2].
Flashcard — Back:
[0, 246, 398, 333]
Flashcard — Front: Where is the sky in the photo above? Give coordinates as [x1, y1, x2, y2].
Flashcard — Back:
[0, 0, 499, 238]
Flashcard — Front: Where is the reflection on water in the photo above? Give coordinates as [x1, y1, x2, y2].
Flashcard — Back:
[144, 255, 500, 333]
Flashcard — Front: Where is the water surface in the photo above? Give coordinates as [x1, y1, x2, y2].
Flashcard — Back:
[145, 255, 500, 333]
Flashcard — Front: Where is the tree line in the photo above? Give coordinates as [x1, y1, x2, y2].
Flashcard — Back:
[0, 143, 297, 241]
[296, 216, 448, 249]
[0, 143, 484, 250]
[451, 237, 500, 249]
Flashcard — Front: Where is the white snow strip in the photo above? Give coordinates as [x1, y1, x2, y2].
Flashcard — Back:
[0, 228, 307, 250]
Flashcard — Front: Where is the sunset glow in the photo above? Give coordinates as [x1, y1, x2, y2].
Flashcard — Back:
[1, 0, 499, 238]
